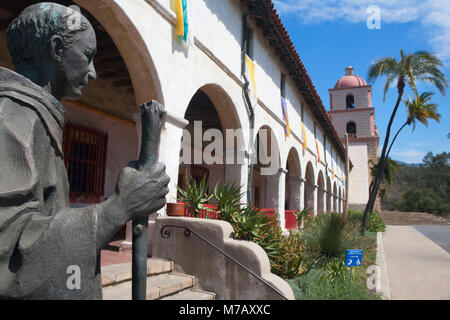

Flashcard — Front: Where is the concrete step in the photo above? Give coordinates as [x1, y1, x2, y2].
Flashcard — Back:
[102, 273, 195, 300]
[160, 288, 216, 300]
[101, 259, 216, 300]
[101, 258, 173, 287]
[380, 211, 450, 226]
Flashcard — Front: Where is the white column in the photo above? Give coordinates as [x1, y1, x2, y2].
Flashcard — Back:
[322, 188, 327, 213]
[313, 184, 318, 217]
[265, 168, 287, 230]
[225, 162, 248, 203]
[157, 112, 189, 206]
[299, 178, 305, 211]
[277, 168, 287, 230]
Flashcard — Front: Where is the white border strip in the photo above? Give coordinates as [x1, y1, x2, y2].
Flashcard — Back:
[376, 232, 391, 300]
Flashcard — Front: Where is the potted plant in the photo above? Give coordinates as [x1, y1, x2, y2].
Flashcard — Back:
[166, 202, 185, 216]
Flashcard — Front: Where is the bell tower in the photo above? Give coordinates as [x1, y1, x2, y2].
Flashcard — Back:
[328, 66, 379, 211]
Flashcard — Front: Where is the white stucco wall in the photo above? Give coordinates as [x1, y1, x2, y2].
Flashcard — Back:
[69, 0, 348, 223]
[348, 143, 369, 206]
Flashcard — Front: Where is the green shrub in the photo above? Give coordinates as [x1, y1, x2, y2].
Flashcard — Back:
[325, 256, 347, 285]
[271, 232, 306, 279]
[288, 267, 381, 300]
[348, 210, 386, 232]
[287, 213, 381, 300]
[397, 187, 449, 214]
[302, 213, 358, 269]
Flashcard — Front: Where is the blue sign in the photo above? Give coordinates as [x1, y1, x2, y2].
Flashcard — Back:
[345, 249, 363, 267]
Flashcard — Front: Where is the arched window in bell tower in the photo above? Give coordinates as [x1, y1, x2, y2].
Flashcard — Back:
[346, 94, 355, 109]
[347, 121, 357, 138]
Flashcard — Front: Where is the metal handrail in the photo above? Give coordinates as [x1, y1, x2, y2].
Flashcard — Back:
[160, 224, 289, 300]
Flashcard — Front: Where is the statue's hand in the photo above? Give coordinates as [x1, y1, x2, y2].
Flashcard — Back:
[141, 100, 166, 141]
[115, 162, 170, 220]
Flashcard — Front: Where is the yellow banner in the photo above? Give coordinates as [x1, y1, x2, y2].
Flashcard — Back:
[245, 55, 258, 103]
[301, 122, 307, 152]
[175, 0, 184, 36]
[316, 140, 321, 163]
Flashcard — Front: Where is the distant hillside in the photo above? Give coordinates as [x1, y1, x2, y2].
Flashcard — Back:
[382, 152, 450, 214]
[392, 160, 421, 167]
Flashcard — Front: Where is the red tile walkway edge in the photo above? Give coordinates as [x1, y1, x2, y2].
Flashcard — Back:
[100, 240, 132, 267]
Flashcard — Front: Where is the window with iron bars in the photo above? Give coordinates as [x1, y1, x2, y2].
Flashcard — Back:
[63, 122, 108, 204]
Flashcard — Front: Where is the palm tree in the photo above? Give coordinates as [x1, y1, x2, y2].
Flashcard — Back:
[368, 157, 399, 199]
[386, 91, 440, 158]
[361, 49, 448, 235]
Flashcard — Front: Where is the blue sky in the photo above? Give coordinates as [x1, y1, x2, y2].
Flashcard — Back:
[273, 0, 450, 164]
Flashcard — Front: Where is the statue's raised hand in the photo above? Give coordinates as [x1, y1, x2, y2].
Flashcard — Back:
[138, 101, 166, 170]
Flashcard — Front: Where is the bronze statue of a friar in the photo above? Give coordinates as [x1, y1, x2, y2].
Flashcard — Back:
[0, 3, 169, 299]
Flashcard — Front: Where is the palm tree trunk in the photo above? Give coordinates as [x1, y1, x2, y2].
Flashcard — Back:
[361, 78, 405, 235]
[386, 121, 408, 159]
[368, 120, 407, 196]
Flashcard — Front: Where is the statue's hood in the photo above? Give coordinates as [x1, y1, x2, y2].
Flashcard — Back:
[0, 67, 65, 156]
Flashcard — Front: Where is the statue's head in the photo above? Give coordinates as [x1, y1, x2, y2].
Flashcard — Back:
[6, 2, 97, 100]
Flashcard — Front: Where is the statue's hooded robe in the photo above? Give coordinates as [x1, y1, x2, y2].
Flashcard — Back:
[0, 67, 102, 299]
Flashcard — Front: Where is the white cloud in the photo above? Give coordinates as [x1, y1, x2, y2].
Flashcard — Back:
[273, 0, 450, 61]
[390, 149, 425, 163]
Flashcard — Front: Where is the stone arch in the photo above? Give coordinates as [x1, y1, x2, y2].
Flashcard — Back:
[252, 125, 282, 209]
[75, 0, 164, 106]
[197, 84, 242, 131]
[285, 147, 302, 211]
[178, 84, 243, 195]
[304, 161, 315, 214]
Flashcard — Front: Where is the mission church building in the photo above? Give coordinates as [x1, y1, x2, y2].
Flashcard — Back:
[0, 0, 364, 241]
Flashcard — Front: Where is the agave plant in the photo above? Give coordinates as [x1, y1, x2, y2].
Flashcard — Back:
[177, 175, 213, 217]
[230, 206, 281, 263]
[212, 182, 244, 221]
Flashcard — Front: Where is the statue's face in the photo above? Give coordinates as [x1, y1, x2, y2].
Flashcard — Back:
[58, 26, 97, 100]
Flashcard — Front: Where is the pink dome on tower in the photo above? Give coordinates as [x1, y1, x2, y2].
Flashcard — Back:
[334, 66, 367, 89]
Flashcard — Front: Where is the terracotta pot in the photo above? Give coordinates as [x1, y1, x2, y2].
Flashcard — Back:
[166, 202, 185, 217]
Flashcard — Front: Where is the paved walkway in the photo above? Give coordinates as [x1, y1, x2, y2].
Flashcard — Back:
[383, 226, 450, 300]
[101, 240, 131, 267]
[101, 250, 131, 267]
